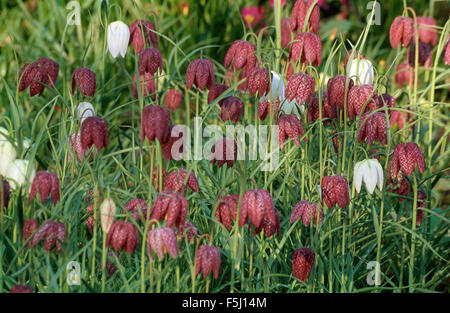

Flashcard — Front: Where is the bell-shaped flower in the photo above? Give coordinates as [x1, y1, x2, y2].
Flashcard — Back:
[354, 159, 383, 194]
[107, 21, 130, 58]
[348, 58, 374, 86]
[0, 140, 17, 176]
[5, 159, 36, 191]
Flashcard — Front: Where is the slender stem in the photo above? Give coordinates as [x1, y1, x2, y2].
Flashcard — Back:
[409, 175, 418, 292]
[100, 232, 107, 292]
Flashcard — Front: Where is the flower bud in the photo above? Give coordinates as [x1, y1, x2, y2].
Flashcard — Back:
[100, 197, 116, 233]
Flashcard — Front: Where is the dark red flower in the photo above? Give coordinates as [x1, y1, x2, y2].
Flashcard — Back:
[417, 17, 438, 46]
[290, 0, 320, 33]
[31, 220, 66, 254]
[289, 32, 322, 67]
[86, 204, 94, 234]
[166, 168, 199, 194]
[327, 75, 354, 110]
[387, 177, 410, 203]
[1, 180, 10, 209]
[150, 191, 189, 232]
[165, 89, 182, 111]
[161, 125, 185, 162]
[208, 83, 229, 104]
[124, 198, 149, 221]
[98, 251, 120, 276]
[389, 142, 426, 178]
[246, 67, 270, 96]
[129, 20, 158, 53]
[132, 72, 156, 98]
[290, 200, 323, 227]
[285, 72, 315, 105]
[147, 226, 180, 260]
[141, 105, 170, 143]
[377, 93, 396, 109]
[292, 247, 315, 282]
[277, 114, 306, 149]
[71, 68, 96, 97]
[390, 110, 411, 130]
[252, 209, 280, 237]
[30, 171, 60, 206]
[220, 96, 244, 123]
[444, 37, 450, 65]
[23, 218, 39, 248]
[80, 116, 109, 152]
[237, 63, 258, 91]
[10, 285, 33, 293]
[195, 245, 221, 279]
[224, 40, 257, 70]
[216, 195, 239, 231]
[36, 57, 59, 88]
[357, 112, 387, 146]
[139, 48, 163, 75]
[239, 189, 278, 229]
[186, 59, 215, 90]
[344, 50, 365, 68]
[211, 138, 238, 168]
[347, 85, 378, 120]
[395, 62, 416, 87]
[106, 220, 139, 254]
[18, 62, 48, 97]
[258, 98, 280, 121]
[307, 92, 336, 124]
[281, 17, 293, 48]
[408, 42, 432, 69]
[321, 175, 350, 209]
[178, 221, 199, 243]
[389, 16, 414, 49]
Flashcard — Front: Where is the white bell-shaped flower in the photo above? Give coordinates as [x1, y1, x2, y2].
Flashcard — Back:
[77, 102, 95, 124]
[107, 21, 130, 58]
[354, 158, 383, 194]
[0, 141, 17, 176]
[348, 58, 374, 86]
[5, 159, 36, 191]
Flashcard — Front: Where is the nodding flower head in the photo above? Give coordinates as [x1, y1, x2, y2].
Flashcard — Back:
[307, 92, 337, 125]
[128, 19, 158, 53]
[124, 198, 149, 221]
[389, 16, 414, 49]
[389, 142, 426, 179]
[290, 0, 320, 33]
[71, 68, 96, 97]
[290, 200, 323, 227]
[80, 116, 109, 152]
[107, 21, 130, 58]
[417, 16, 438, 46]
[106, 220, 139, 254]
[239, 189, 278, 229]
[211, 138, 238, 168]
[139, 48, 163, 75]
[216, 195, 239, 231]
[246, 67, 270, 97]
[19, 57, 59, 96]
[292, 247, 315, 282]
[353, 159, 384, 194]
[285, 72, 315, 106]
[321, 175, 350, 209]
[289, 32, 322, 67]
[132, 72, 156, 99]
[141, 105, 170, 144]
[30, 171, 60, 206]
[147, 226, 180, 260]
[220, 96, 244, 123]
[208, 83, 229, 104]
[327, 75, 354, 110]
[195, 245, 221, 279]
[166, 168, 199, 194]
[150, 191, 189, 232]
[281, 17, 292, 48]
[31, 220, 66, 254]
[185, 59, 215, 90]
[165, 89, 182, 111]
[347, 85, 378, 120]
[224, 40, 257, 70]
[252, 208, 280, 238]
[277, 114, 306, 149]
[357, 112, 388, 146]
[408, 42, 432, 69]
